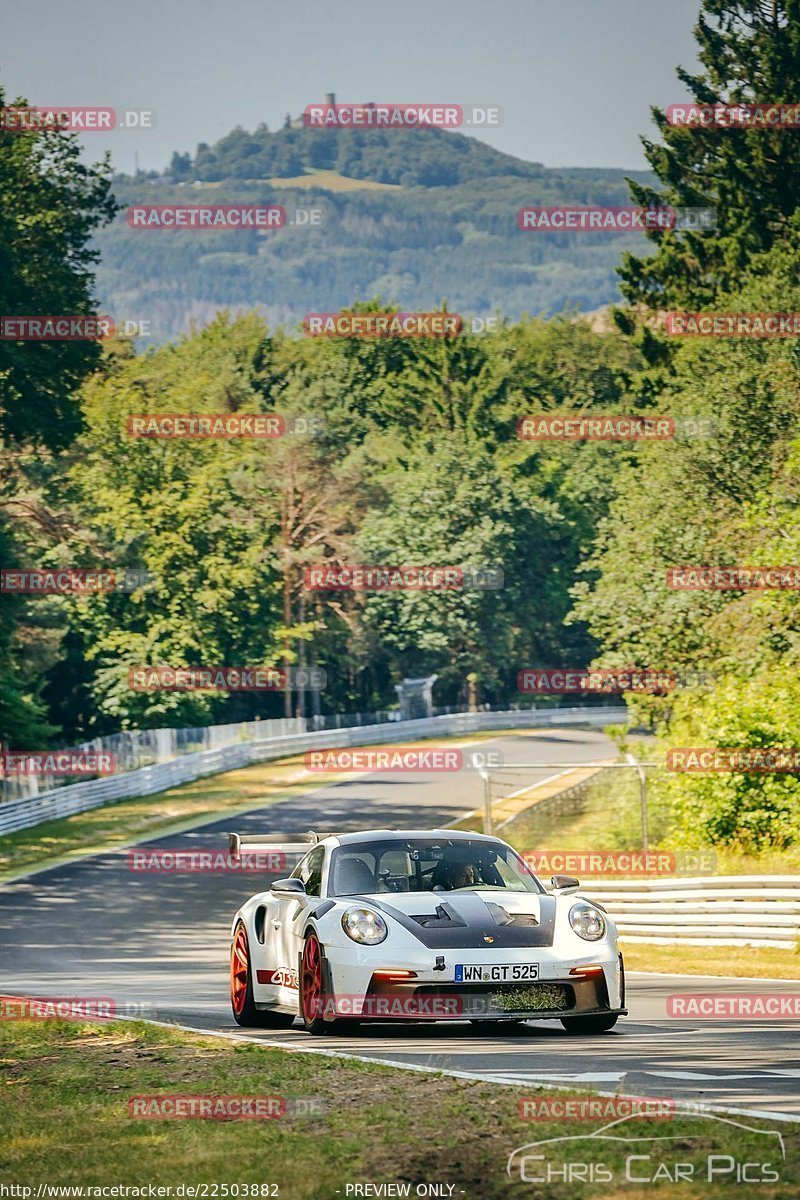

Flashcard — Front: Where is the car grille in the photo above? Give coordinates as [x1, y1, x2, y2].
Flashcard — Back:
[414, 981, 575, 1014]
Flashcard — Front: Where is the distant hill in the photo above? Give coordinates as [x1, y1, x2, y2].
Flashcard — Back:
[95, 120, 655, 343]
[168, 121, 548, 187]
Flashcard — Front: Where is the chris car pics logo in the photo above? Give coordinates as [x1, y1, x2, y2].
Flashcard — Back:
[507, 1111, 784, 1185]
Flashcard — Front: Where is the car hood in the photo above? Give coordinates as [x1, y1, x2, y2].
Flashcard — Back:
[352, 888, 558, 949]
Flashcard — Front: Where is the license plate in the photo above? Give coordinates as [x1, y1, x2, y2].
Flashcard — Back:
[455, 963, 539, 983]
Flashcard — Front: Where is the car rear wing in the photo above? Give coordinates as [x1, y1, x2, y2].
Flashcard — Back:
[227, 830, 332, 859]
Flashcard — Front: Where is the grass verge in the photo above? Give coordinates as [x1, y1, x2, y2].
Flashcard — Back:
[268, 169, 402, 192]
[1, 1017, 797, 1199]
[622, 942, 800, 979]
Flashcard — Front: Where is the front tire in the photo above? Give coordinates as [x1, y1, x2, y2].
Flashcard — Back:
[560, 1013, 619, 1034]
[230, 921, 295, 1029]
[300, 931, 329, 1034]
[298, 932, 358, 1035]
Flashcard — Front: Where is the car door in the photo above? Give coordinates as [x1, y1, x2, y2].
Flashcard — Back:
[274, 845, 326, 989]
[246, 884, 287, 994]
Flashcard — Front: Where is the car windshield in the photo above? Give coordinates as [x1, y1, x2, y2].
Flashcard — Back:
[328, 838, 543, 897]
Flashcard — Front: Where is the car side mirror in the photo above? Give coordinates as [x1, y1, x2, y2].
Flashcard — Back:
[270, 877, 306, 898]
[550, 874, 580, 894]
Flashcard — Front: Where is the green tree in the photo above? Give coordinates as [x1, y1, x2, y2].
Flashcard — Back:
[354, 436, 567, 703]
[0, 82, 116, 746]
[575, 236, 800, 849]
[168, 151, 192, 182]
[659, 674, 800, 851]
[0, 517, 58, 745]
[65, 315, 287, 728]
[0, 85, 117, 449]
[573, 235, 800, 715]
[620, 0, 800, 310]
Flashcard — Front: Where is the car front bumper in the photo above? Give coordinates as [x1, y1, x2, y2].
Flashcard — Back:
[319, 943, 625, 1022]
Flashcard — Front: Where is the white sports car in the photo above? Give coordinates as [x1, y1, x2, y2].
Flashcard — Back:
[228, 828, 626, 1035]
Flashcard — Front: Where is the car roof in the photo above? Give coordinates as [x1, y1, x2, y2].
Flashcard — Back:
[328, 829, 506, 847]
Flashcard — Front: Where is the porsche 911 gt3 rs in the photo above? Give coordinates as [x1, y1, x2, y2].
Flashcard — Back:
[228, 828, 626, 1035]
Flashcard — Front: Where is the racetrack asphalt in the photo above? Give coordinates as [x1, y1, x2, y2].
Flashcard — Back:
[1, 727, 798, 1121]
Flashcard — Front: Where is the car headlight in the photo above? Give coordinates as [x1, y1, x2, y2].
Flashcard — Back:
[569, 902, 606, 941]
[341, 907, 388, 945]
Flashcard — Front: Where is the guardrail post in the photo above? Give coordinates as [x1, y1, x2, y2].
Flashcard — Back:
[479, 767, 493, 836]
[626, 752, 649, 853]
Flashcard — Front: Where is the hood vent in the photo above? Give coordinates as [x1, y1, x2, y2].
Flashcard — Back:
[410, 903, 467, 930]
[486, 902, 539, 928]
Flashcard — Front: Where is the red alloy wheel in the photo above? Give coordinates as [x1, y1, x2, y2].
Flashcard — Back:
[230, 923, 249, 1017]
[301, 933, 323, 1023]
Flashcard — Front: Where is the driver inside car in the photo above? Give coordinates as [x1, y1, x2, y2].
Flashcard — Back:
[431, 860, 478, 890]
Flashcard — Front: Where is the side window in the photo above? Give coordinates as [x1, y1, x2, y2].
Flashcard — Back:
[295, 845, 325, 898]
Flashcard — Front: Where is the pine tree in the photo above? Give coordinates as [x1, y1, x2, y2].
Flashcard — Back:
[0, 84, 117, 448]
[619, 0, 800, 311]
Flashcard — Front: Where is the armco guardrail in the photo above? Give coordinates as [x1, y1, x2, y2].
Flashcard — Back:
[583, 875, 800, 948]
[0, 705, 627, 837]
[1, 711, 398, 802]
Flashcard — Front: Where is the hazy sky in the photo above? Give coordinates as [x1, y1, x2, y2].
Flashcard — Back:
[2, 0, 702, 174]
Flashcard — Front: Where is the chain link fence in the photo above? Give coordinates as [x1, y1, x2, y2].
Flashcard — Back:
[480, 759, 672, 853]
